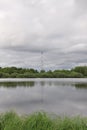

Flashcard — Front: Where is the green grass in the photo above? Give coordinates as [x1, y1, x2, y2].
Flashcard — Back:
[0, 111, 87, 130]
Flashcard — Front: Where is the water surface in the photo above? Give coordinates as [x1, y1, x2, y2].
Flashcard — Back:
[0, 78, 87, 116]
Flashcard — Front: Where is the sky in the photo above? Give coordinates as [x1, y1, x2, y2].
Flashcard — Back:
[0, 0, 87, 70]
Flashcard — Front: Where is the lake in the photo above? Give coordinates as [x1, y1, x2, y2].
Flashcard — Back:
[0, 78, 87, 116]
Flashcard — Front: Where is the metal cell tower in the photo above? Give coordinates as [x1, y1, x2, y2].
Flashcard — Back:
[41, 51, 44, 70]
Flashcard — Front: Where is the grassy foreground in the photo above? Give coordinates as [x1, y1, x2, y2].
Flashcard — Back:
[0, 112, 87, 130]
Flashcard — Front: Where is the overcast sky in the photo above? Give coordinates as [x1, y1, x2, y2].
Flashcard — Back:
[0, 0, 87, 70]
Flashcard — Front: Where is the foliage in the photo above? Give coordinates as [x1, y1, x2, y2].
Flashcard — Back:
[0, 112, 87, 130]
[0, 66, 86, 78]
[72, 66, 87, 77]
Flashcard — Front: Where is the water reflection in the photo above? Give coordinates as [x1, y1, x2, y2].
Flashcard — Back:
[0, 79, 87, 116]
[0, 81, 74, 88]
[0, 81, 35, 87]
[0, 81, 87, 90]
[75, 83, 87, 89]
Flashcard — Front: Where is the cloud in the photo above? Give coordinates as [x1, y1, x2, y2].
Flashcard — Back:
[0, 0, 73, 48]
[75, 0, 87, 12]
[0, 0, 86, 69]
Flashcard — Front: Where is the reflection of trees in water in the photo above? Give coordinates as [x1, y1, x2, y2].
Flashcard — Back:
[38, 81, 75, 87]
[0, 80, 87, 89]
[0, 81, 35, 88]
[0, 81, 73, 88]
[40, 81, 45, 86]
[75, 83, 87, 89]
[39, 81, 87, 89]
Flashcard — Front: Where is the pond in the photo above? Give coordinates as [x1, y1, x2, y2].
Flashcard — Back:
[0, 78, 87, 116]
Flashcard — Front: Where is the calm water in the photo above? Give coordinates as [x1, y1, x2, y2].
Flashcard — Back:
[0, 78, 87, 116]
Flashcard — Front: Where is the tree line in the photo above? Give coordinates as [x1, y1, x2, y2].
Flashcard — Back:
[0, 66, 87, 78]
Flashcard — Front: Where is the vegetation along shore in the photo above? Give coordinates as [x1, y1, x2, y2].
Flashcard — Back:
[0, 111, 87, 130]
[0, 66, 87, 78]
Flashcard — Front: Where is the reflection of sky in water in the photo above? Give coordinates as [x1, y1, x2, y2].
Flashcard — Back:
[0, 78, 87, 116]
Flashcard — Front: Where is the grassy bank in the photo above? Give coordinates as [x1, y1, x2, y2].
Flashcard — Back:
[0, 112, 87, 130]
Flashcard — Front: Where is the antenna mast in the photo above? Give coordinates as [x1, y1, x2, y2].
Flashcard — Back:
[41, 51, 44, 70]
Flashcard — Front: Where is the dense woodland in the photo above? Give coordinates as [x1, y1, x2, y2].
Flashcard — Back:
[0, 66, 87, 78]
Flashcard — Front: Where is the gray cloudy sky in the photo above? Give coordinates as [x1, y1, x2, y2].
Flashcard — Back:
[0, 0, 87, 70]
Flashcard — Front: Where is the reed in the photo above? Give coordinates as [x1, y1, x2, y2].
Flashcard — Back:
[0, 111, 87, 130]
